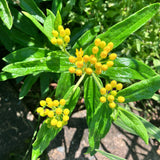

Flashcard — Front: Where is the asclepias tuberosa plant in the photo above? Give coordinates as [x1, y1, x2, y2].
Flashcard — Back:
[0, 1, 160, 159]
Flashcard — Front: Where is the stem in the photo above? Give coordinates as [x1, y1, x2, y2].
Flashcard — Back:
[92, 72, 103, 89]
[60, 46, 71, 56]
[66, 73, 86, 102]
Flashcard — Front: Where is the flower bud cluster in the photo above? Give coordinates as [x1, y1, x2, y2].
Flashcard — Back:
[99, 80, 125, 109]
[68, 38, 117, 76]
[36, 97, 70, 128]
[50, 25, 71, 47]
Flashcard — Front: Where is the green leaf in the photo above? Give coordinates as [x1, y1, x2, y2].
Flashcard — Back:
[85, 3, 160, 52]
[117, 75, 160, 103]
[0, 0, 13, 29]
[52, 0, 62, 15]
[2, 54, 72, 76]
[84, 76, 102, 125]
[22, 11, 46, 36]
[72, 26, 100, 50]
[54, 10, 62, 31]
[95, 149, 126, 160]
[115, 108, 160, 143]
[0, 72, 21, 81]
[19, 74, 39, 99]
[44, 9, 56, 39]
[102, 67, 145, 81]
[119, 107, 149, 144]
[138, 115, 160, 142]
[19, 0, 46, 23]
[55, 73, 74, 99]
[3, 47, 49, 63]
[114, 58, 157, 79]
[10, 6, 39, 38]
[88, 103, 113, 155]
[32, 86, 80, 160]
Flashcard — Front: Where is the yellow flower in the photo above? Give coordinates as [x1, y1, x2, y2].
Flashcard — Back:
[40, 100, 46, 107]
[100, 88, 106, 95]
[63, 109, 70, 115]
[118, 96, 125, 103]
[85, 68, 93, 75]
[109, 102, 116, 108]
[69, 67, 76, 73]
[60, 99, 66, 106]
[76, 69, 82, 76]
[107, 95, 115, 102]
[92, 46, 99, 54]
[100, 96, 106, 103]
[94, 38, 101, 46]
[116, 83, 123, 90]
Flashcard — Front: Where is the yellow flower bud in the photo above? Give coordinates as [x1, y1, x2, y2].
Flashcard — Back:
[51, 119, 57, 126]
[116, 83, 123, 90]
[69, 56, 76, 63]
[46, 97, 52, 103]
[64, 108, 70, 115]
[107, 61, 114, 67]
[95, 62, 102, 69]
[95, 68, 102, 75]
[110, 80, 117, 88]
[90, 57, 97, 64]
[100, 51, 108, 59]
[47, 101, 54, 108]
[57, 38, 63, 45]
[85, 68, 93, 75]
[76, 61, 83, 68]
[36, 107, 43, 113]
[100, 96, 106, 103]
[65, 28, 71, 35]
[48, 110, 54, 118]
[40, 100, 46, 107]
[44, 109, 50, 115]
[118, 96, 125, 103]
[60, 29, 66, 37]
[99, 41, 106, 48]
[57, 121, 63, 128]
[111, 90, 117, 96]
[109, 102, 116, 109]
[100, 88, 106, 95]
[83, 55, 90, 63]
[92, 46, 99, 54]
[94, 38, 101, 46]
[63, 115, 69, 121]
[60, 99, 66, 106]
[69, 67, 76, 73]
[58, 25, 64, 32]
[102, 64, 108, 71]
[76, 69, 82, 76]
[105, 84, 112, 91]
[64, 35, 70, 43]
[107, 42, 114, 50]
[53, 100, 59, 107]
[107, 95, 115, 102]
[52, 30, 58, 37]
[56, 108, 62, 115]
[109, 53, 117, 60]
[51, 37, 57, 45]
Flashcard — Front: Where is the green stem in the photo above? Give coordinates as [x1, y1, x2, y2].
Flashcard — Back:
[92, 72, 103, 89]
[66, 73, 86, 102]
[60, 46, 71, 56]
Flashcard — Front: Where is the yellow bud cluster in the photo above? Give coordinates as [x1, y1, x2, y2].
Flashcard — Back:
[99, 80, 125, 109]
[68, 38, 117, 76]
[50, 25, 71, 47]
[36, 97, 70, 128]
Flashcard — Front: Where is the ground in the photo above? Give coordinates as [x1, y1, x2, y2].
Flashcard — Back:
[0, 80, 160, 160]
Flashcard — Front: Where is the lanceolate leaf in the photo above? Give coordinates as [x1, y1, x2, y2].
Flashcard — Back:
[55, 73, 75, 99]
[84, 76, 102, 125]
[85, 3, 160, 53]
[0, 72, 20, 81]
[19, 0, 46, 23]
[19, 74, 39, 99]
[88, 103, 113, 155]
[2, 55, 72, 76]
[32, 86, 80, 160]
[119, 107, 149, 144]
[0, 0, 13, 29]
[44, 9, 56, 40]
[72, 26, 100, 51]
[52, 0, 62, 15]
[95, 149, 126, 160]
[117, 75, 160, 103]
[3, 47, 49, 63]
[54, 10, 62, 30]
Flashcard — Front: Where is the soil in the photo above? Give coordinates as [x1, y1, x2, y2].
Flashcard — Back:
[0, 80, 160, 160]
